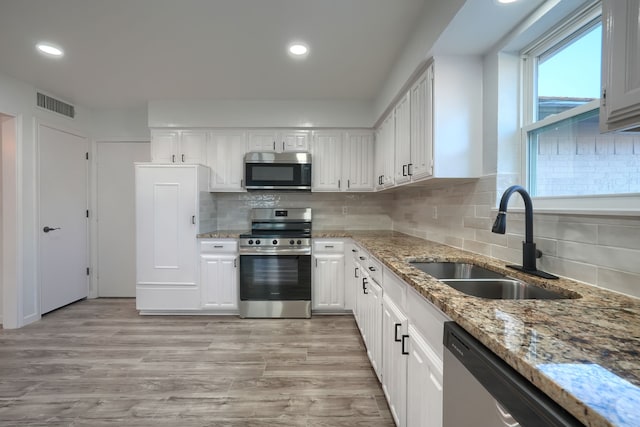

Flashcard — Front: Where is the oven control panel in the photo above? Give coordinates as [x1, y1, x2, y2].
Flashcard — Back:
[240, 237, 311, 248]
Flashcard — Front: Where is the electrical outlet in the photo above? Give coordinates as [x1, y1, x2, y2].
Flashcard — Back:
[342, 206, 348, 215]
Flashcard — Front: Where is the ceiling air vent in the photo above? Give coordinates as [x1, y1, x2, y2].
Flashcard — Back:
[36, 92, 75, 118]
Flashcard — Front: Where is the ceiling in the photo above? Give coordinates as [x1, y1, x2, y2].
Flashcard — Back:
[0, 0, 568, 110]
[0, 0, 426, 109]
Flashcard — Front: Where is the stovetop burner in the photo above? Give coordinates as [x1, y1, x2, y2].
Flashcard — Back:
[239, 208, 312, 253]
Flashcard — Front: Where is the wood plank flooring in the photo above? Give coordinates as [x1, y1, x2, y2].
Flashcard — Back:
[0, 299, 393, 426]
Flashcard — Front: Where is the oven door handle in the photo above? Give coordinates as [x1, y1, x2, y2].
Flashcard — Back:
[240, 248, 311, 256]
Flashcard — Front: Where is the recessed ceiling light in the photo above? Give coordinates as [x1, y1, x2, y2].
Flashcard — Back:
[288, 42, 309, 58]
[36, 42, 64, 57]
[495, 0, 518, 4]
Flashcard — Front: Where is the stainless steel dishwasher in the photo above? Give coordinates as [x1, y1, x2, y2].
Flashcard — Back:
[443, 322, 584, 427]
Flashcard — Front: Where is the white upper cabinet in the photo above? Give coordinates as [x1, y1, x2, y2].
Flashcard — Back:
[207, 130, 247, 191]
[282, 130, 311, 152]
[248, 129, 310, 152]
[394, 91, 412, 185]
[343, 131, 375, 191]
[375, 57, 481, 189]
[312, 130, 374, 192]
[409, 65, 434, 181]
[601, 0, 640, 132]
[375, 112, 396, 190]
[150, 129, 207, 164]
[312, 130, 343, 191]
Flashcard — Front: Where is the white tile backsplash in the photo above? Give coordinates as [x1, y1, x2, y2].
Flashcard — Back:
[389, 174, 640, 298]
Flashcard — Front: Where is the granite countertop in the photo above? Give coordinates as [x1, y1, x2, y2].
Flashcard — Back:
[320, 230, 640, 427]
[200, 229, 640, 427]
[197, 230, 247, 239]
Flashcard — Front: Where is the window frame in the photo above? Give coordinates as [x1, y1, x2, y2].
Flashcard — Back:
[519, 1, 640, 215]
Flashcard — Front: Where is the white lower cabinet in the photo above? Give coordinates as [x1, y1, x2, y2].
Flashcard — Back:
[352, 246, 383, 381]
[406, 324, 443, 427]
[312, 240, 346, 312]
[347, 240, 447, 427]
[366, 276, 383, 381]
[382, 294, 408, 427]
[200, 240, 239, 312]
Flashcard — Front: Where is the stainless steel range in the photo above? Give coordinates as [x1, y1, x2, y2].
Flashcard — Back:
[239, 208, 312, 318]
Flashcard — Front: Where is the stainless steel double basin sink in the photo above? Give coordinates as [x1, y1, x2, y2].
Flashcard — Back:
[409, 262, 571, 300]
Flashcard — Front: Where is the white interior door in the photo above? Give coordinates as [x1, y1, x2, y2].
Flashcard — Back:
[96, 141, 150, 297]
[39, 124, 89, 314]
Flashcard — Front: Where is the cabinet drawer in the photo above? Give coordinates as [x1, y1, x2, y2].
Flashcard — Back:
[366, 256, 382, 285]
[313, 240, 345, 253]
[200, 239, 238, 254]
[383, 267, 407, 311]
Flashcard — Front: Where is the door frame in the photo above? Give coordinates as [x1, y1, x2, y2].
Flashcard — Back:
[91, 138, 149, 298]
[1, 113, 21, 328]
[36, 119, 90, 314]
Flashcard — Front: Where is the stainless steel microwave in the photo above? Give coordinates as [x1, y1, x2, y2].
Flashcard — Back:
[244, 152, 312, 191]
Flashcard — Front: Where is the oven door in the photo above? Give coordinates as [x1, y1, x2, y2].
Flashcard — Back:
[239, 254, 311, 301]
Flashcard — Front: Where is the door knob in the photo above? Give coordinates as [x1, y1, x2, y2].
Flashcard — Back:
[43, 226, 61, 233]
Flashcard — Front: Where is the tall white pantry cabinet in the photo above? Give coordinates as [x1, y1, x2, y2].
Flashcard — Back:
[135, 164, 209, 311]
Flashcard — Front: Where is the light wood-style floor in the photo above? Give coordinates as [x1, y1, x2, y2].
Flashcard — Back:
[0, 299, 393, 426]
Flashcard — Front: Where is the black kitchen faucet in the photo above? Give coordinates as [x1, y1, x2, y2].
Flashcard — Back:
[492, 185, 558, 279]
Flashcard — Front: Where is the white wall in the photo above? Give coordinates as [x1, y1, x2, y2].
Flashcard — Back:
[92, 106, 150, 140]
[148, 99, 374, 128]
[0, 71, 92, 328]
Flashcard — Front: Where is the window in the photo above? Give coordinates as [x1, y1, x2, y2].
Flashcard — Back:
[522, 2, 640, 201]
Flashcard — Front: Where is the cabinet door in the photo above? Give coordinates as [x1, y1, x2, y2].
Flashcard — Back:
[247, 130, 278, 152]
[150, 130, 179, 163]
[207, 131, 247, 190]
[367, 279, 383, 381]
[355, 270, 367, 335]
[311, 131, 343, 191]
[344, 243, 360, 311]
[382, 295, 409, 427]
[394, 92, 411, 185]
[313, 254, 345, 310]
[410, 66, 434, 181]
[201, 255, 238, 310]
[136, 166, 198, 284]
[380, 112, 396, 188]
[343, 131, 374, 191]
[281, 130, 310, 152]
[601, 0, 640, 132]
[407, 325, 443, 427]
[179, 131, 207, 164]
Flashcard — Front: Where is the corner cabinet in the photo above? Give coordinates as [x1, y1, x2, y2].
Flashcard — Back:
[312, 130, 375, 192]
[135, 164, 209, 312]
[312, 240, 346, 312]
[601, 0, 640, 132]
[200, 240, 239, 312]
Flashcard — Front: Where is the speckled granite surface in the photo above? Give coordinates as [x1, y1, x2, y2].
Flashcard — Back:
[197, 230, 247, 238]
[317, 230, 640, 427]
[200, 229, 640, 427]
